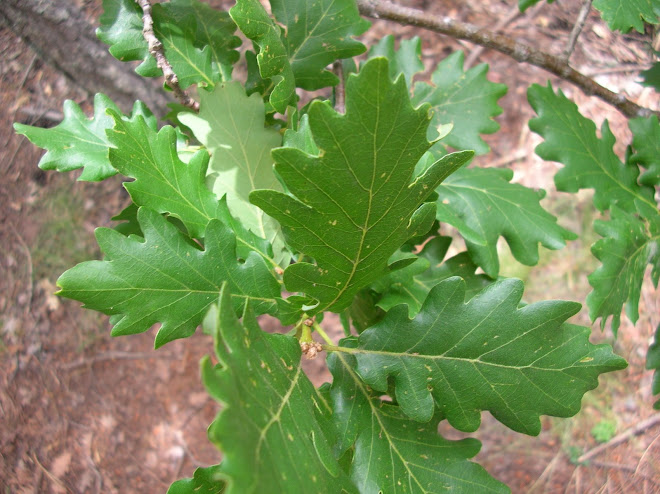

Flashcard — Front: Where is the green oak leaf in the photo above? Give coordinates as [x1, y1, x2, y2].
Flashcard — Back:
[14, 95, 154, 181]
[57, 207, 280, 348]
[368, 35, 424, 88]
[327, 346, 509, 493]
[593, 0, 660, 33]
[640, 61, 660, 92]
[202, 285, 356, 494]
[230, 0, 295, 113]
[435, 166, 576, 278]
[647, 324, 660, 409]
[178, 83, 288, 264]
[97, 0, 159, 76]
[351, 277, 627, 433]
[168, 465, 225, 494]
[271, 0, 370, 91]
[161, 0, 241, 81]
[251, 58, 473, 314]
[587, 206, 660, 333]
[373, 236, 493, 317]
[629, 115, 660, 187]
[528, 83, 656, 216]
[412, 51, 507, 155]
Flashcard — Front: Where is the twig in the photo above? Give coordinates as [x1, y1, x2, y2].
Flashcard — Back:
[332, 61, 346, 113]
[564, 0, 592, 61]
[578, 414, 660, 463]
[60, 350, 178, 371]
[32, 452, 71, 493]
[135, 0, 199, 112]
[356, 0, 657, 119]
[465, 3, 521, 69]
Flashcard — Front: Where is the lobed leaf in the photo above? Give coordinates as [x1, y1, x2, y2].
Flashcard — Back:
[352, 277, 627, 433]
[412, 51, 507, 154]
[368, 35, 424, 89]
[203, 285, 356, 493]
[435, 166, 576, 278]
[528, 83, 656, 215]
[230, 0, 296, 113]
[57, 208, 280, 348]
[327, 347, 509, 493]
[271, 0, 370, 91]
[179, 83, 288, 265]
[251, 58, 473, 314]
[168, 465, 225, 494]
[587, 206, 660, 333]
[14, 95, 154, 181]
[629, 115, 660, 187]
[593, 0, 660, 33]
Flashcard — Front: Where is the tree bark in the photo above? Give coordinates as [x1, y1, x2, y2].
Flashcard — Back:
[0, 0, 169, 115]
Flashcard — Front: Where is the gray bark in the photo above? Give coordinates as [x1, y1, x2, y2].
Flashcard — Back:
[0, 0, 170, 115]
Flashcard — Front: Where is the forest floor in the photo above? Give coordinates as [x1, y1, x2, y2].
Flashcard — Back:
[1, 1, 659, 492]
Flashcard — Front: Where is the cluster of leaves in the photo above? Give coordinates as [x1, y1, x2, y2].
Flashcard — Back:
[14, 0, 659, 492]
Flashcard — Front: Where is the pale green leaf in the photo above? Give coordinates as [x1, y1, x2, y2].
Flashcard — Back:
[251, 58, 473, 314]
[528, 83, 656, 216]
[14, 95, 154, 181]
[412, 51, 507, 154]
[629, 115, 660, 187]
[271, 0, 370, 90]
[587, 206, 660, 333]
[368, 35, 424, 88]
[435, 166, 576, 278]
[593, 0, 660, 33]
[352, 277, 627, 433]
[57, 208, 281, 348]
[230, 0, 296, 113]
[178, 83, 288, 265]
[202, 285, 356, 494]
[327, 346, 509, 493]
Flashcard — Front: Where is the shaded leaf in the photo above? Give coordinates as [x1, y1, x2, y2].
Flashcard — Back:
[640, 61, 660, 92]
[593, 0, 660, 33]
[203, 285, 356, 493]
[368, 35, 424, 88]
[327, 346, 509, 493]
[57, 208, 280, 348]
[435, 166, 576, 278]
[587, 206, 660, 333]
[413, 51, 507, 154]
[251, 58, 473, 315]
[528, 83, 656, 216]
[629, 115, 660, 187]
[14, 95, 154, 181]
[272, 0, 370, 90]
[179, 83, 288, 264]
[230, 0, 295, 113]
[168, 465, 225, 494]
[519, 0, 554, 11]
[352, 277, 627, 433]
[647, 324, 660, 409]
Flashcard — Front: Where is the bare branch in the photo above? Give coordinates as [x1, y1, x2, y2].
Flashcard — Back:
[135, 0, 199, 112]
[564, 0, 592, 61]
[356, 0, 658, 119]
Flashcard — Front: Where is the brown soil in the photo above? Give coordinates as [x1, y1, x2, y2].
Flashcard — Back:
[1, 1, 659, 493]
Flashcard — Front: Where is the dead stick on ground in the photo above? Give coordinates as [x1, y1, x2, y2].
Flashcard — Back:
[578, 414, 660, 463]
[135, 0, 199, 111]
[356, 0, 657, 119]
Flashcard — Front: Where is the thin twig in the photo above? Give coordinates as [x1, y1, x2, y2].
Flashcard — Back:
[356, 0, 657, 119]
[333, 61, 346, 113]
[564, 0, 593, 61]
[135, 0, 199, 112]
[465, 3, 521, 68]
[32, 452, 71, 493]
[578, 414, 660, 463]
